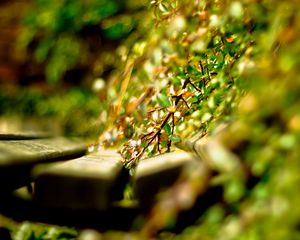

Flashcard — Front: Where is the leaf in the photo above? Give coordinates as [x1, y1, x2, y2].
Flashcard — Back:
[157, 92, 171, 107]
[182, 91, 194, 98]
[34, 39, 54, 63]
[190, 96, 200, 103]
[169, 134, 181, 143]
[224, 178, 245, 203]
[170, 76, 181, 86]
[161, 140, 168, 148]
[163, 123, 172, 135]
[158, 3, 169, 13]
[126, 97, 138, 114]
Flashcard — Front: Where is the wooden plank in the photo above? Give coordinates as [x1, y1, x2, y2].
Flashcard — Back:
[0, 132, 52, 140]
[193, 138, 243, 173]
[0, 137, 87, 166]
[0, 137, 87, 190]
[178, 131, 204, 153]
[178, 124, 229, 153]
[132, 151, 200, 207]
[32, 150, 128, 211]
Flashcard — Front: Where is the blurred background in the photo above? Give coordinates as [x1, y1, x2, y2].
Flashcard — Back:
[0, 0, 147, 139]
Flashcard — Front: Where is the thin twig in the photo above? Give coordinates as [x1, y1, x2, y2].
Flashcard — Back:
[187, 78, 202, 92]
[199, 60, 204, 75]
[133, 112, 173, 161]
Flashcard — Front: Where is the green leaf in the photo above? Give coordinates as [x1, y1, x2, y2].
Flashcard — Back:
[163, 123, 172, 135]
[190, 96, 200, 104]
[170, 76, 181, 86]
[157, 93, 171, 107]
[34, 39, 54, 62]
[161, 140, 168, 148]
[224, 178, 245, 203]
[169, 134, 181, 143]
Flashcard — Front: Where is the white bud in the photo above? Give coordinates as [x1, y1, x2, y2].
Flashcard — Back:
[174, 111, 181, 118]
[92, 78, 105, 92]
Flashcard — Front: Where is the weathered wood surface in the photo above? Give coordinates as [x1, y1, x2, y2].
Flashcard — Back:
[179, 124, 229, 156]
[183, 135, 244, 174]
[0, 137, 87, 190]
[0, 135, 223, 231]
[0, 137, 87, 166]
[133, 151, 201, 207]
[33, 150, 128, 211]
[0, 132, 52, 140]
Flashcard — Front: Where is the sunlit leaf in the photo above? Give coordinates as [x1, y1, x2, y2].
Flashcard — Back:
[157, 92, 171, 107]
[169, 134, 181, 143]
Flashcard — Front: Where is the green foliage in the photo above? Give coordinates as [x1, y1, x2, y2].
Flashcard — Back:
[19, 0, 140, 84]
[102, 0, 253, 166]
[13, 222, 77, 240]
[0, 88, 104, 139]
[97, 0, 300, 238]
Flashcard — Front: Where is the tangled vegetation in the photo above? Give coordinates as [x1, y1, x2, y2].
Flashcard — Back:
[1, 0, 300, 239]
[98, 0, 300, 238]
[106, 0, 254, 167]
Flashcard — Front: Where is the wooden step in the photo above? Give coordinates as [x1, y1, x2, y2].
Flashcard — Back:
[188, 137, 243, 173]
[32, 150, 128, 211]
[132, 151, 201, 207]
[0, 137, 87, 190]
[0, 132, 52, 140]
